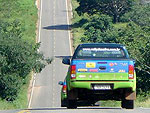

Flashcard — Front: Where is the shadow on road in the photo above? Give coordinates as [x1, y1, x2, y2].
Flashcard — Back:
[78, 107, 121, 110]
[55, 55, 72, 59]
[43, 24, 72, 30]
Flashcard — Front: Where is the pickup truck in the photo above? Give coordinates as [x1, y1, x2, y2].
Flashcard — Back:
[59, 43, 136, 109]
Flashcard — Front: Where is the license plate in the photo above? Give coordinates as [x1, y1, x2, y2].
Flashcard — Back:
[86, 62, 96, 68]
[93, 85, 111, 90]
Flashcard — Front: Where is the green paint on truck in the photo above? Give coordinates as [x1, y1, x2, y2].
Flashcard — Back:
[59, 43, 136, 109]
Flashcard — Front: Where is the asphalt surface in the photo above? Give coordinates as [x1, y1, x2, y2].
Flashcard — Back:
[30, 0, 71, 108]
[0, 0, 150, 113]
[24, 108, 150, 113]
[1, 107, 150, 113]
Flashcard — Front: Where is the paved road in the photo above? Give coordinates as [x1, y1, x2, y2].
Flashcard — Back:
[0, 0, 150, 113]
[30, 0, 72, 108]
[1, 107, 150, 113]
[24, 108, 150, 113]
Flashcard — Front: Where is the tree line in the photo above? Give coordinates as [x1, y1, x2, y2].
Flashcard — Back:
[74, 0, 150, 94]
[0, 0, 51, 101]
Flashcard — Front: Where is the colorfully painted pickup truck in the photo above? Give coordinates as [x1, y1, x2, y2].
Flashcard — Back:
[59, 43, 136, 109]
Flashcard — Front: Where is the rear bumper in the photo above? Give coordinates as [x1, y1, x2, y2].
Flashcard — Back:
[61, 92, 67, 100]
[70, 80, 136, 91]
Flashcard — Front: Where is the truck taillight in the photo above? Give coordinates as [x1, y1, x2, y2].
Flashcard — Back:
[129, 65, 134, 79]
[71, 65, 76, 79]
[63, 85, 67, 93]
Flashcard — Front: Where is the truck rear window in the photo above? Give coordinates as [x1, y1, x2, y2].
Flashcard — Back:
[75, 47, 126, 59]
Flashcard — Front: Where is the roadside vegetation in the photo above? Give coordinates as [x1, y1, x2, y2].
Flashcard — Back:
[72, 0, 150, 107]
[0, 0, 51, 109]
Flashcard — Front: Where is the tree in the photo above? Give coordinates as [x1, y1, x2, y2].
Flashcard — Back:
[116, 22, 150, 93]
[121, 4, 150, 27]
[76, 0, 134, 23]
[0, 21, 51, 101]
[81, 20, 150, 93]
[84, 14, 113, 31]
[81, 27, 102, 43]
[81, 14, 114, 43]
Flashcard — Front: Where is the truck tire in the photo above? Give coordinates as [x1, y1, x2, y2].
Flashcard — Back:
[61, 99, 67, 107]
[121, 100, 125, 108]
[121, 100, 134, 109]
[67, 99, 77, 109]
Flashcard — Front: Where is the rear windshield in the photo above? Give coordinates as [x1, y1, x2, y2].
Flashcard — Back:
[75, 47, 127, 59]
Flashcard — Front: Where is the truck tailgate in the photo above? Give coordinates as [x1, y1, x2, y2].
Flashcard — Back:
[72, 60, 129, 81]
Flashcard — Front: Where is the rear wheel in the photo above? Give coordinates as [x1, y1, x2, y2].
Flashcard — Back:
[121, 100, 134, 109]
[61, 99, 67, 107]
[67, 99, 77, 109]
[66, 89, 78, 109]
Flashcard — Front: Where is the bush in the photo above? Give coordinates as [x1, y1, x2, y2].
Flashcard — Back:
[0, 21, 51, 101]
[0, 74, 23, 101]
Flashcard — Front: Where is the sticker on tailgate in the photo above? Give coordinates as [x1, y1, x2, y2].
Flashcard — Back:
[78, 69, 88, 72]
[86, 62, 96, 68]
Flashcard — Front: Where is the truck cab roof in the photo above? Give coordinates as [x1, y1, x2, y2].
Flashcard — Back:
[78, 43, 124, 48]
[73, 43, 129, 59]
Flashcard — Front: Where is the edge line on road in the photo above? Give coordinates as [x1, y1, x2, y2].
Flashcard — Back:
[28, 0, 43, 109]
[52, 0, 56, 107]
[65, 0, 73, 56]
[28, 74, 36, 108]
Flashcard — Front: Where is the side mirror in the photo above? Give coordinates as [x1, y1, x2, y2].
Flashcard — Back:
[62, 58, 70, 65]
[58, 81, 64, 85]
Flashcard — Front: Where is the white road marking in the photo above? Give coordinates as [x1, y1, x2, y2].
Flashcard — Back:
[28, 0, 72, 109]
[52, 0, 56, 107]
[65, 0, 73, 56]
[28, 0, 43, 108]
[28, 74, 36, 108]
[53, 31, 56, 51]
[52, 61, 55, 107]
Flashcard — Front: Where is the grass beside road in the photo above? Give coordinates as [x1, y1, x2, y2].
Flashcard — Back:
[100, 94, 150, 108]
[0, 0, 37, 110]
[135, 93, 150, 108]
[0, 0, 37, 44]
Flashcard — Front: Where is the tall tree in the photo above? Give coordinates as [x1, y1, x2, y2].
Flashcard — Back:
[76, 0, 134, 23]
[121, 4, 150, 27]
